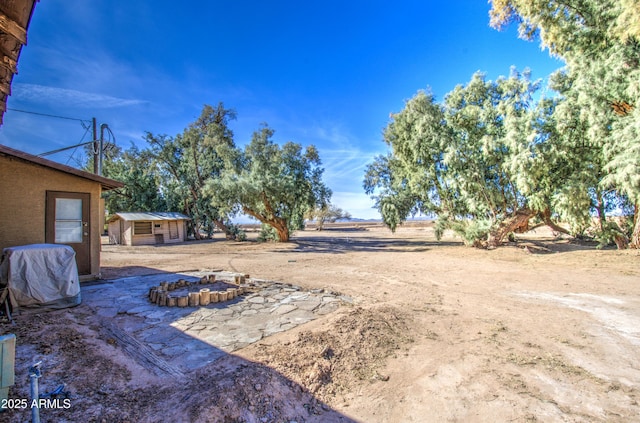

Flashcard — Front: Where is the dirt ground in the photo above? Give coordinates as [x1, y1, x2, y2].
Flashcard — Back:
[2, 221, 640, 422]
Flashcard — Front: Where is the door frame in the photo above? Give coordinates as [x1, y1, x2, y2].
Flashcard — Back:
[45, 191, 91, 275]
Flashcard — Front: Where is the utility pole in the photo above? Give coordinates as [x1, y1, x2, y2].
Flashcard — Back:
[98, 123, 108, 176]
[90, 118, 111, 176]
[92, 117, 98, 174]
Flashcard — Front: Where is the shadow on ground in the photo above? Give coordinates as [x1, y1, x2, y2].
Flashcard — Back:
[99, 265, 200, 280]
[509, 237, 610, 254]
[287, 235, 461, 254]
[2, 271, 359, 422]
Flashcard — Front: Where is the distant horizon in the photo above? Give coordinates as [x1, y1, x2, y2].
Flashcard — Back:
[234, 215, 436, 225]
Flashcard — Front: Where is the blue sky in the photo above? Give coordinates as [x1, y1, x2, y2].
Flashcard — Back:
[0, 1, 562, 219]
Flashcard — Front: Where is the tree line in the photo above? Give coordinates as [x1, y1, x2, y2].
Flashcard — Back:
[95, 104, 335, 242]
[98, 1, 638, 248]
[364, 0, 640, 248]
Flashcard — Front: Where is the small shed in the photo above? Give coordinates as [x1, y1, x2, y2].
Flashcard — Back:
[107, 212, 190, 246]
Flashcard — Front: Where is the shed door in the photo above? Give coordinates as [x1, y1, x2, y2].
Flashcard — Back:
[169, 220, 179, 240]
[46, 191, 91, 275]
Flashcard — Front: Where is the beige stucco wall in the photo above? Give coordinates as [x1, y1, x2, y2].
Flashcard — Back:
[0, 155, 103, 279]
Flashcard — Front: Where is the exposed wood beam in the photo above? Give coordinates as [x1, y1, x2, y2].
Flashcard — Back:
[0, 11, 27, 45]
[1, 55, 18, 74]
[0, 82, 10, 96]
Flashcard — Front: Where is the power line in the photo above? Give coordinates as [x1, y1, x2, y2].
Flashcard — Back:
[7, 107, 90, 123]
[17, 110, 116, 174]
[39, 122, 93, 157]
[39, 140, 94, 157]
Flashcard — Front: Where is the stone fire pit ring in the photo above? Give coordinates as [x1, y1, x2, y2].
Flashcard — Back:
[148, 273, 248, 307]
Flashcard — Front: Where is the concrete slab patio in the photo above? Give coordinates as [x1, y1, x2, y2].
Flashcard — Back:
[81, 271, 352, 375]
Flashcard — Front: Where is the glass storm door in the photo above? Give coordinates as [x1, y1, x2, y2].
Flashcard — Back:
[46, 191, 91, 275]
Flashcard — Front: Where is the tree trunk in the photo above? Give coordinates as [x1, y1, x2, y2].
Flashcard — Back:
[613, 233, 630, 249]
[275, 225, 290, 242]
[631, 202, 640, 249]
[540, 207, 572, 235]
[485, 208, 535, 249]
[186, 207, 203, 240]
[212, 219, 233, 239]
[242, 206, 291, 242]
[595, 190, 607, 232]
[267, 217, 290, 242]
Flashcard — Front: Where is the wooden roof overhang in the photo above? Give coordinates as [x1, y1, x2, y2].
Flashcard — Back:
[0, 0, 38, 125]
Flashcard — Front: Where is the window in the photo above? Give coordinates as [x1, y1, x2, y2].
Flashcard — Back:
[54, 198, 83, 243]
[134, 221, 152, 235]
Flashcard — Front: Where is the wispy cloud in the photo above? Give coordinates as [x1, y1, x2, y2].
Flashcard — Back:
[322, 148, 375, 182]
[302, 121, 385, 185]
[307, 123, 353, 147]
[13, 83, 147, 109]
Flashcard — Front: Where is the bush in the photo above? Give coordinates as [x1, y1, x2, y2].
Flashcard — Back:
[225, 224, 247, 242]
[257, 224, 279, 242]
[594, 219, 631, 249]
[435, 217, 491, 246]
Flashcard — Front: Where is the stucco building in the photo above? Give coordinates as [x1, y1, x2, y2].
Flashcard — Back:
[0, 145, 123, 280]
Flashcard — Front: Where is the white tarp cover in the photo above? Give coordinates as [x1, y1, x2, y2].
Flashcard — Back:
[0, 244, 81, 310]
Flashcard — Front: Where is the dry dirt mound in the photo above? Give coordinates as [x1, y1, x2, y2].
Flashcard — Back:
[250, 306, 414, 402]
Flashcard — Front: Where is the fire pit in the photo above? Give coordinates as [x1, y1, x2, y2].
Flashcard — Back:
[148, 274, 248, 307]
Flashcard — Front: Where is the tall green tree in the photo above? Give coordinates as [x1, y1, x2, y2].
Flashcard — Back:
[365, 69, 584, 248]
[489, 0, 640, 246]
[85, 143, 166, 215]
[544, 71, 630, 239]
[146, 103, 237, 239]
[207, 125, 331, 242]
[364, 90, 458, 231]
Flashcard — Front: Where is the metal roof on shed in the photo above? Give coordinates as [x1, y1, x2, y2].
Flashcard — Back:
[108, 212, 191, 223]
